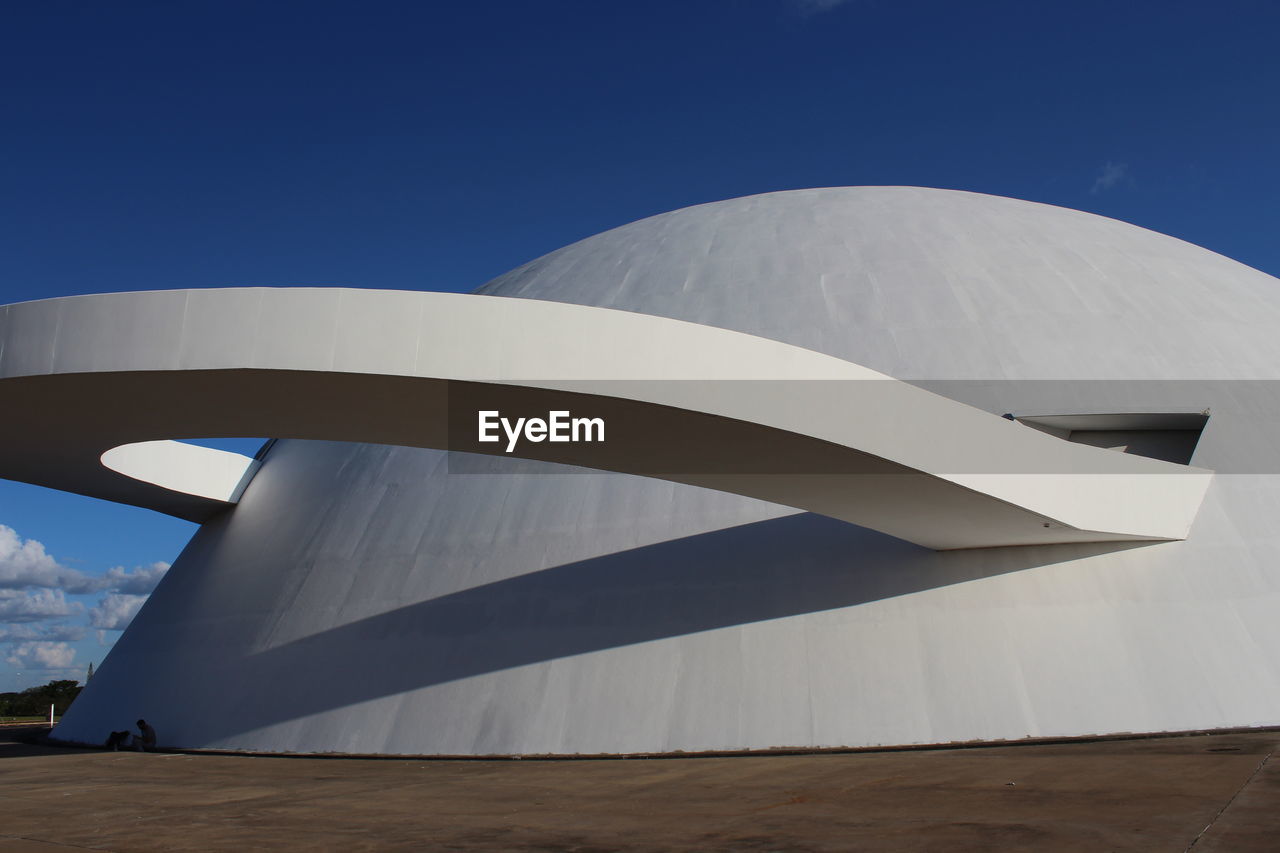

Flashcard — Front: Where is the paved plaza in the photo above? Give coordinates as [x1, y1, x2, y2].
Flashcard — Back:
[1, 726, 1276, 851]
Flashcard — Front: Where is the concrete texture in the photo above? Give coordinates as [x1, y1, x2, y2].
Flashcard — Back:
[2, 726, 1277, 851]
[42, 188, 1280, 755]
[3, 287, 1206, 548]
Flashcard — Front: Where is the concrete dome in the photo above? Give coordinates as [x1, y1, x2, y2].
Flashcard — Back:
[55, 188, 1280, 755]
[482, 187, 1280, 380]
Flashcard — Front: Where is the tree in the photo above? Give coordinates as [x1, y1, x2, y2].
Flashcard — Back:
[0, 679, 83, 717]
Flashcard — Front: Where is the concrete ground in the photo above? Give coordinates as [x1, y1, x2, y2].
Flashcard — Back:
[0, 726, 1276, 852]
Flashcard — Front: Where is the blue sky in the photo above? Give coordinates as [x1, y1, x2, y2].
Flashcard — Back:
[2, 0, 1278, 690]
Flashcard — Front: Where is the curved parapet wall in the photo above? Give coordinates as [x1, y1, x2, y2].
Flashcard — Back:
[43, 187, 1280, 755]
[0, 288, 1209, 549]
[100, 440, 262, 504]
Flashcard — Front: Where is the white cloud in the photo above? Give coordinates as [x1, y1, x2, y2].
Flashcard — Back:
[0, 588, 80, 623]
[795, 0, 853, 14]
[0, 525, 170, 597]
[6, 640, 76, 670]
[100, 562, 169, 595]
[1090, 161, 1129, 194]
[89, 593, 148, 631]
[0, 524, 99, 593]
[0, 623, 86, 643]
[0, 525, 169, 674]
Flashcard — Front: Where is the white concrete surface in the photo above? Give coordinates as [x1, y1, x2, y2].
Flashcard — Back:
[0, 287, 1210, 548]
[100, 441, 260, 504]
[42, 187, 1280, 755]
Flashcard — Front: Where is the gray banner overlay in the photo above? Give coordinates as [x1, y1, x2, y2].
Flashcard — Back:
[442, 380, 1277, 475]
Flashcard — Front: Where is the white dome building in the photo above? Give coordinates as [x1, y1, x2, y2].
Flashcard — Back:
[25, 187, 1280, 754]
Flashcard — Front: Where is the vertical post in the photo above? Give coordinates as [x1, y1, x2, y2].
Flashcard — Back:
[48, 704, 54, 726]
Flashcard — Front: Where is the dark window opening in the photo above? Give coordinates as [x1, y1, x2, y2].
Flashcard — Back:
[1014, 412, 1208, 465]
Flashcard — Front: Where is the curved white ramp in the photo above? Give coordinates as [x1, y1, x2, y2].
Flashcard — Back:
[0, 288, 1210, 549]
